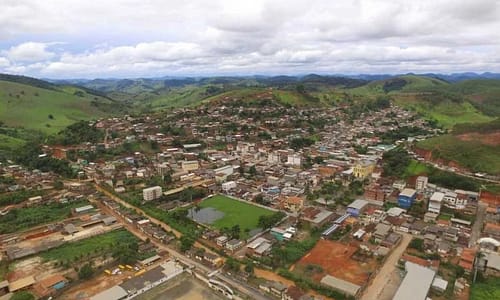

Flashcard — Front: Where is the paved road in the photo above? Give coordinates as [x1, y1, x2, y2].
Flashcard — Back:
[360, 233, 412, 300]
[470, 203, 487, 247]
[94, 185, 270, 300]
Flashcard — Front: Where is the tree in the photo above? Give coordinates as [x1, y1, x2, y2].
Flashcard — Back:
[244, 261, 254, 274]
[225, 257, 240, 272]
[11, 292, 35, 300]
[249, 165, 257, 177]
[78, 263, 94, 280]
[230, 225, 240, 239]
[409, 238, 424, 252]
[180, 235, 195, 252]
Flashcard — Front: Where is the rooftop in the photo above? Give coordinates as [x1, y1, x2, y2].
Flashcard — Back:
[393, 261, 436, 300]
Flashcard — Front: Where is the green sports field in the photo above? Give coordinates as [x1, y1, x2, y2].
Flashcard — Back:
[198, 195, 275, 238]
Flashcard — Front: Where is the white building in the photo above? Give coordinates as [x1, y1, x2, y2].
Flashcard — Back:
[287, 154, 301, 166]
[428, 192, 444, 214]
[443, 191, 458, 208]
[416, 176, 428, 191]
[143, 186, 162, 201]
[222, 181, 237, 192]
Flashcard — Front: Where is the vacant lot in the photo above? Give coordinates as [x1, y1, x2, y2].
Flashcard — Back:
[196, 195, 275, 239]
[40, 229, 138, 263]
[296, 239, 377, 286]
[0, 200, 89, 234]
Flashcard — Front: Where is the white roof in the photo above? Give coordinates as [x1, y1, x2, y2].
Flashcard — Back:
[430, 192, 445, 202]
[387, 207, 406, 217]
[432, 277, 448, 291]
[320, 275, 361, 296]
[399, 188, 416, 198]
[486, 252, 500, 271]
[393, 262, 436, 300]
[247, 237, 269, 249]
[348, 199, 368, 210]
[91, 286, 128, 300]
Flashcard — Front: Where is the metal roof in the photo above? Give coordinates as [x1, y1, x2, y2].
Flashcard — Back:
[90, 285, 128, 300]
[393, 262, 436, 300]
[320, 275, 361, 296]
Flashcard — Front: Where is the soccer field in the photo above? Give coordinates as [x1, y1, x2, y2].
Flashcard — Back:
[198, 195, 275, 238]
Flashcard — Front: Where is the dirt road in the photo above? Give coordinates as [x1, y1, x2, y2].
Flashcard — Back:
[360, 233, 412, 300]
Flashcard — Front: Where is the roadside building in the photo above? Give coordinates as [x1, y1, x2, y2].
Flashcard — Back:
[353, 160, 375, 179]
[346, 199, 368, 217]
[143, 186, 162, 201]
[428, 192, 444, 214]
[398, 188, 417, 209]
[393, 261, 436, 300]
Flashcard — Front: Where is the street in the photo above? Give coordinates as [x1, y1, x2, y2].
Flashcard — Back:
[360, 233, 412, 300]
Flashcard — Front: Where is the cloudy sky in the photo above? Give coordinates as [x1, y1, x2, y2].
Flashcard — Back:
[0, 0, 499, 78]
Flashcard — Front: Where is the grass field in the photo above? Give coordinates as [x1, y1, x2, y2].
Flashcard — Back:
[0, 80, 111, 133]
[470, 277, 500, 300]
[40, 229, 138, 263]
[418, 135, 500, 175]
[198, 195, 275, 238]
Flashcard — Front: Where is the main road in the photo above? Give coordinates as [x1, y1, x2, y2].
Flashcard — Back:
[94, 184, 271, 300]
[360, 233, 412, 300]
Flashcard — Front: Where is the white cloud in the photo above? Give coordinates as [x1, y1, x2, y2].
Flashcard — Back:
[0, 57, 9, 67]
[0, 0, 499, 78]
[4, 42, 56, 62]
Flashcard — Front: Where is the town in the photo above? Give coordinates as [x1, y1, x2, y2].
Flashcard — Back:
[1, 94, 499, 300]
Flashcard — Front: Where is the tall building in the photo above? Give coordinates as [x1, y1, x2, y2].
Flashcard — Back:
[416, 176, 428, 191]
[428, 192, 444, 214]
[143, 186, 162, 201]
[353, 160, 376, 179]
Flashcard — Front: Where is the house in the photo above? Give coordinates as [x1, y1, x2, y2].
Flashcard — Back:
[300, 207, 335, 228]
[216, 235, 228, 247]
[271, 227, 290, 241]
[381, 232, 402, 248]
[221, 181, 237, 192]
[398, 188, 417, 208]
[259, 281, 287, 297]
[443, 191, 458, 207]
[143, 186, 162, 201]
[32, 274, 68, 298]
[428, 192, 444, 214]
[353, 160, 375, 179]
[484, 222, 500, 240]
[246, 237, 273, 257]
[346, 199, 368, 217]
[281, 196, 304, 213]
[282, 285, 309, 300]
[226, 239, 244, 252]
[374, 223, 391, 242]
[458, 248, 476, 273]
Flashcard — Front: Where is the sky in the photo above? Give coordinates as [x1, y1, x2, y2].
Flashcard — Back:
[0, 0, 499, 79]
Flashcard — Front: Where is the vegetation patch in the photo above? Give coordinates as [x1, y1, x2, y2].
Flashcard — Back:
[0, 200, 89, 234]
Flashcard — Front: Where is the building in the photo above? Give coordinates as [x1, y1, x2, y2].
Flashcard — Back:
[398, 188, 417, 209]
[287, 154, 301, 166]
[246, 237, 273, 257]
[221, 181, 237, 192]
[443, 191, 458, 208]
[415, 176, 428, 191]
[393, 261, 436, 300]
[181, 160, 199, 171]
[281, 196, 304, 212]
[428, 192, 444, 214]
[143, 186, 162, 202]
[373, 223, 391, 242]
[300, 207, 335, 228]
[32, 275, 68, 298]
[353, 160, 375, 179]
[225, 239, 244, 252]
[91, 286, 128, 300]
[320, 275, 361, 297]
[216, 235, 229, 247]
[346, 199, 368, 217]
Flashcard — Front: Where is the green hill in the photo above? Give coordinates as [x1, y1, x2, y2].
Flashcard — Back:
[0, 80, 116, 134]
[417, 118, 500, 175]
